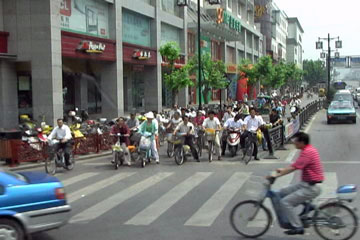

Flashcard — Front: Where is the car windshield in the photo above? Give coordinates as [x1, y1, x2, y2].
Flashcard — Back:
[329, 101, 354, 110]
[4, 171, 28, 183]
[333, 94, 352, 102]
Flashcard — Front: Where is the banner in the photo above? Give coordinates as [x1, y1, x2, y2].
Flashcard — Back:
[60, 0, 109, 38]
[332, 57, 346, 68]
[284, 116, 300, 140]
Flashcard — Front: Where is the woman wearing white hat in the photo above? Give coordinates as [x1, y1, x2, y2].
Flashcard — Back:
[138, 112, 160, 163]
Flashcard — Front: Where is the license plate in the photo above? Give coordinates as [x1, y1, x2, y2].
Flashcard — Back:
[337, 116, 346, 120]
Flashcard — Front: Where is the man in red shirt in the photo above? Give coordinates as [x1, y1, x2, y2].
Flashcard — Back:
[269, 132, 324, 235]
[110, 117, 131, 166]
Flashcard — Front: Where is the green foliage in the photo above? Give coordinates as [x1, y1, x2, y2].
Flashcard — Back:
[303, 60, 327, 87]
[284, 63, 304, 90]
[255, 55, 275, 87]
[163, 64, 194, 92]
[159, 42, 181, 69]
[238, 59, 257, 85]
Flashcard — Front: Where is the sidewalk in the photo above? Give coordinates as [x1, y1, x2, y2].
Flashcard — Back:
[1, 150, 112, 172]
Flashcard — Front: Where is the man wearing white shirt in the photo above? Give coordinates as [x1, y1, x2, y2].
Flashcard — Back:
[240, 108, 264, 160]
[221, 114, 244, 155]
[222, 106, 235, 123]
[47, 118, 73, 166]
[202, 110, 222, 160]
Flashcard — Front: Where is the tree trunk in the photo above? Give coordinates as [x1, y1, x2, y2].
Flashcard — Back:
[172, 89, 178, 106]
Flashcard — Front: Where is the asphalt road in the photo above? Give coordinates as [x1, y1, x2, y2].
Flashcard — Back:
[25, 105, 360, 240]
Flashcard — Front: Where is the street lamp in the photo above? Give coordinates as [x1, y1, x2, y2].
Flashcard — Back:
[315, 34, 342, 101]
[177, 0, 221, 109]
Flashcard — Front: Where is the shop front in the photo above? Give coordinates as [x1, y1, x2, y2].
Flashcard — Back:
[61, 31, 116, 116]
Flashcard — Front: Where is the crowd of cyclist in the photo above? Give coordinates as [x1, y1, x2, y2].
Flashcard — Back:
[103, 97, 296, 166]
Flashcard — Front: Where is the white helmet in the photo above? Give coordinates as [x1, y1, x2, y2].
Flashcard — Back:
[144, 112, 155, 119]
[68, 111, 76, 117]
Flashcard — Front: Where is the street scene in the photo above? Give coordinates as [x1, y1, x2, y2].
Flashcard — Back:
[1, 0, 360, 240]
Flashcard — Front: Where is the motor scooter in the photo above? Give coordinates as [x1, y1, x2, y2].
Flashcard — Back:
[226, 127, 241, 157]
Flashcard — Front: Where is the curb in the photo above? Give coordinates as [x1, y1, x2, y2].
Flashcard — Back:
[3, 151, 112, 172]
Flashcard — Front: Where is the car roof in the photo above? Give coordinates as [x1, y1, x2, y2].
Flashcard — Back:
[335, 90, 351, 94]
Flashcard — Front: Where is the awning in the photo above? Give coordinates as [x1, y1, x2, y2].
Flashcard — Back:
[187, 5, 242, 42]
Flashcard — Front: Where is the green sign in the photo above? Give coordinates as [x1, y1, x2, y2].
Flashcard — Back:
[122, 10, 151, 47]
[222, 11, 241, 33]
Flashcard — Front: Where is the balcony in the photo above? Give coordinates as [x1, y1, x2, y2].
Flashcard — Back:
[161, 54, 186, 69]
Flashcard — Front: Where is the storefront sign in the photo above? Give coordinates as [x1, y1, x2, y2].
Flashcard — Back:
[123, 10, 151, 47]
[77, 40, 106, 53]
[226, 64, 238, 74]
[132, 50, 151, 60]
[60, 0, 109, 38]
[216, 8, 241, 33]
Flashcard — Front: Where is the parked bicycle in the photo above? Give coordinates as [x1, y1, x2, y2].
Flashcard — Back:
[45, 140, 75, 175]
[230, 176, 358, 240]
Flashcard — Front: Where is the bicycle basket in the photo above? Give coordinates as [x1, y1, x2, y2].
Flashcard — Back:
[139, 136, 152, 150]
[242, 176, 268, 201]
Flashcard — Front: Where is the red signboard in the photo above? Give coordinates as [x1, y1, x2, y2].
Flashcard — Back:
[123, 43, 157, 66]
[61, 31, 116, 61]
[0, 31, 9, 53]
[60, 0, 72, 16]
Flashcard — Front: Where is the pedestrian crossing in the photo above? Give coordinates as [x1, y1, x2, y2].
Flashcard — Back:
[61, 170, 342, 227]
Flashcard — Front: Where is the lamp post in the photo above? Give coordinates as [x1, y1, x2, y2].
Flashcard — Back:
[316, 34, 342, 100]
[177, 0, 221, 109]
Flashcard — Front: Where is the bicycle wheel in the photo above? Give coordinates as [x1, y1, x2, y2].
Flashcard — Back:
[167, 142, 174, 158]
[243, 141, 254, 165]
[314, 202, 358, 240]
[208, 141, 213, 162]
[65, 152, 75, 170]
[230, 200, 272, 238]
[197, 137, 203, 158]
[174, 147, 184, 165]
[45, 155, 57, 175]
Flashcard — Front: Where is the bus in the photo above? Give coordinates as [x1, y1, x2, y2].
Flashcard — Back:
[333, 81, 347, 90]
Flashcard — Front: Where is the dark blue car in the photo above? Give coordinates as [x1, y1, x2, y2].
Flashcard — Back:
[0, 169, 71, 240]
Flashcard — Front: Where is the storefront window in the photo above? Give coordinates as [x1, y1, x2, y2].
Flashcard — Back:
[161, 23, 181, 47]
[60, 0, 110, 39]
[211, 41, 221, 60]
[123, 10, 151, 47]
[17, 74, 32, 117]
[161, 0, 179, 17]
[88, 76, 102, 114]
[188, 32, 195, 56]
[63, 71, 76, 114]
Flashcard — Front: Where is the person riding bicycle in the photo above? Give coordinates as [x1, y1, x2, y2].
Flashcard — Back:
[194, 110, 205, 126]
[138, 112, 160, 164]
[240, 108, 263, 161]
[173, 114, 199, 162]
[222, 106, 236, 123]
[221, 114, 245, 156]
[202, 110, 222, 160]
[47, 118, 72, 167]
[267, 132, 324, 235]
[110, 117, 131, 166]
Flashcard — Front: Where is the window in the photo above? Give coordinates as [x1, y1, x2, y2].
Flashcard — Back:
[211, 41, 221, 60]
[299, 35, 302, 43]
[237, 2, 241, 17]
[227, 0, 232, 11]
[295, 48, 297, 55]
[0, 185, 4, 195]
[188, 32, 196, 55]
[88, 76, 102, 114]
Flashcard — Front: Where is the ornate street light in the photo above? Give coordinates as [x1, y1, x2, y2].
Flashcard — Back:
[177, 0, 221, 109]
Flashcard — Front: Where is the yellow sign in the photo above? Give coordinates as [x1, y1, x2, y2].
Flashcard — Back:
[255, 5, 267, 19]
[226, 64, 238, 74]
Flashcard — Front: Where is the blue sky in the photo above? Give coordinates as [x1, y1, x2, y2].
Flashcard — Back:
[275, 0, 360, 60]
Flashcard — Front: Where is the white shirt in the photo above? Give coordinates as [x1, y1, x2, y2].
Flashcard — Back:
[202, 117, 221, 129]
[48, 125, 72, 140]
[222, 111, 235, 122]
[175, 122, 195, 135]
[171, 118, 183, 127]
[244, 115, 263, 133]
[170, 109, 182, 119]
[224, 118, 244, 129]
[153, 119, 159, 135]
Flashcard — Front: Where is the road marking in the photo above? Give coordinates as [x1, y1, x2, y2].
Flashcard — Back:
[125, 172, 212, 226]
[82, 163, 111, 166]
[62, 172, 99, 187]
[357, 113, 360, 119]
[67, 172, 135, 203]
[184, 172, 251, 227]
[70, 172, 173, 224]
[317, 172, 338, 201]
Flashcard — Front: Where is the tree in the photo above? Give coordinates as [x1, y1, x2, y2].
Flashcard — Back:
[160, 42, 194, 104]
[238, 59, 257, 85]
[269, 61, 287, 89]
[284, 63, 304, 92]
[188, 53, 227, 104]
[303, 60, 327, 87]
[255, 55, 275, 89]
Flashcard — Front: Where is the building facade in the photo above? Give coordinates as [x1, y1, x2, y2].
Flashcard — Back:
[286, 17, 304, 69]
[0, 0, 187, 129]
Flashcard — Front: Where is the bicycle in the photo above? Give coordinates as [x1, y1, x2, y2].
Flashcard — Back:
[205, 128, 220, 162]
[242, 131, 258, 165]
[230, 176, 358, 240]
[45, 140, 75, 175]
[173, 133, 194, 165]
[195, 127, 204, 158]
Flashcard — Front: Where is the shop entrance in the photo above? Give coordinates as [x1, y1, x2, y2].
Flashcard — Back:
[123, 64, 145, 112]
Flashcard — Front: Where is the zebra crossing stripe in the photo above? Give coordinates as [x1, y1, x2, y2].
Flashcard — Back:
[62, 172, 100, 187]
[70, 172, 173, 224]
[125, 172, 213, 226]
[67, 172, 136, 203]
[247, 173, 295, 228]
[184, 172, 251, 227]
